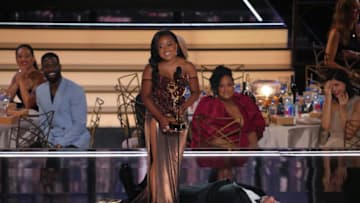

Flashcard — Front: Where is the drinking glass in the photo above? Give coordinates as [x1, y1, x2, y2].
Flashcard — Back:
[0, 89, 7, 115]
[0, 96, 9, 117]
[278, 76, 288, 95]
[303, 91, 312, 113]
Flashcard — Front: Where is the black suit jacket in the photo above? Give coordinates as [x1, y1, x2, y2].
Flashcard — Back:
[180, 180, 266, 203]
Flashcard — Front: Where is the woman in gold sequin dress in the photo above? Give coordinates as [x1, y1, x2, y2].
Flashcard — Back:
[135, 29, 200, 203]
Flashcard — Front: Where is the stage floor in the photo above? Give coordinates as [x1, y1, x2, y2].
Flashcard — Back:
[0, 149, 358, 203]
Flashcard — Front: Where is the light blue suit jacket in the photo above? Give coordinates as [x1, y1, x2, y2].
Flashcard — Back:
[36, 77, 90, 148]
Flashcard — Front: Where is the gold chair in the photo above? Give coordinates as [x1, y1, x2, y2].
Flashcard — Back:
[305, 42, 328, 87]
[10, 110, 54, 148]
[335, 44, 360, 87]
[200, 64, 245, 93]
[88, 97, 104, 147]
[115, 73, 142, 148]
[306, 42, 359, 90]
[342, 53, 360, 91]
[343, 52, 360, 71]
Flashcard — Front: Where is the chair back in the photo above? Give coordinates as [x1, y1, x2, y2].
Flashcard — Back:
[200, 64, 245, 93]
[88, 97, 104, 147]
[342, 51, 360, 90]
[115, 73, 141, 148]
[308, 42, 360, 90]
[312, 41, 326, 67]
[343, 54, 360, 93]
[305, 42, 328, 87]
[11, 110, 54, 148]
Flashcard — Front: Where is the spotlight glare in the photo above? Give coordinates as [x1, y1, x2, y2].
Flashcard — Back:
[243, 0, 263, 22]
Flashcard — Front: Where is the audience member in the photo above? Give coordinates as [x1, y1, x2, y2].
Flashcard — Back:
[325, 0, 360, 80]
[6, 44, 46, 109]
[320, 69, 360, 196]
[321, 68, 359, 148]
[36, 52, 90, 148]
[190, 65, 265, 181]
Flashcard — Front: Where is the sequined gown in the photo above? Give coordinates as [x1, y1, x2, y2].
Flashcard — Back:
[134, 75, 189, 203]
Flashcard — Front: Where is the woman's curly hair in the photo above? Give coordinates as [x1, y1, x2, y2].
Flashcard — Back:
[209, 65, 233, 96]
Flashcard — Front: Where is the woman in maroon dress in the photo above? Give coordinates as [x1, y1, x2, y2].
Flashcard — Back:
[191, 65, 265, 180]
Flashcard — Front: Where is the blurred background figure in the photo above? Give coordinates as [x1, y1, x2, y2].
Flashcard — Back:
[325, 0, 360, 81]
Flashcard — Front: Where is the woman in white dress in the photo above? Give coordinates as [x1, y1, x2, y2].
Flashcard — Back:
[321, 68, 360, 194]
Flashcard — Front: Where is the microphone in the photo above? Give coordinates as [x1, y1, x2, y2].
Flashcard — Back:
[173, 66, 182, 81]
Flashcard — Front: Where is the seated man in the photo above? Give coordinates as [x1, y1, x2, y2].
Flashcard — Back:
[36, 52, 90, 148]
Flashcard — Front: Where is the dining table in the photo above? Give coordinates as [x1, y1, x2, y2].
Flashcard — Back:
[0, 109, 39, 148]
[258, 116, 322, 148]
[0, 116, 18, 148]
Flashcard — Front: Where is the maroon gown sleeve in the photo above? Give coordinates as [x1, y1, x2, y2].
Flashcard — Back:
[190, 96, 214, 148]
[235, 93, 265, 140]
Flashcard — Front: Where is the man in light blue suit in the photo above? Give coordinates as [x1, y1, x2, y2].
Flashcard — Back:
[36, 52, 90, 148]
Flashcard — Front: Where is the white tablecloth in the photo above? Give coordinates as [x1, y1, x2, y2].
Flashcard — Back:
[0, 110, 40, 148]
[259, 124, 321, 148]
[0, 123, 15, 148]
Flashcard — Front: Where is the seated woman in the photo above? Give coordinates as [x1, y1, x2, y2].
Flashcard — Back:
[6, 44, 46, 110]
[320, 68, 360, 193]
[325, 0, 360, 80]
[322, 68, 360, 147]
[190, 65, 265, 180]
